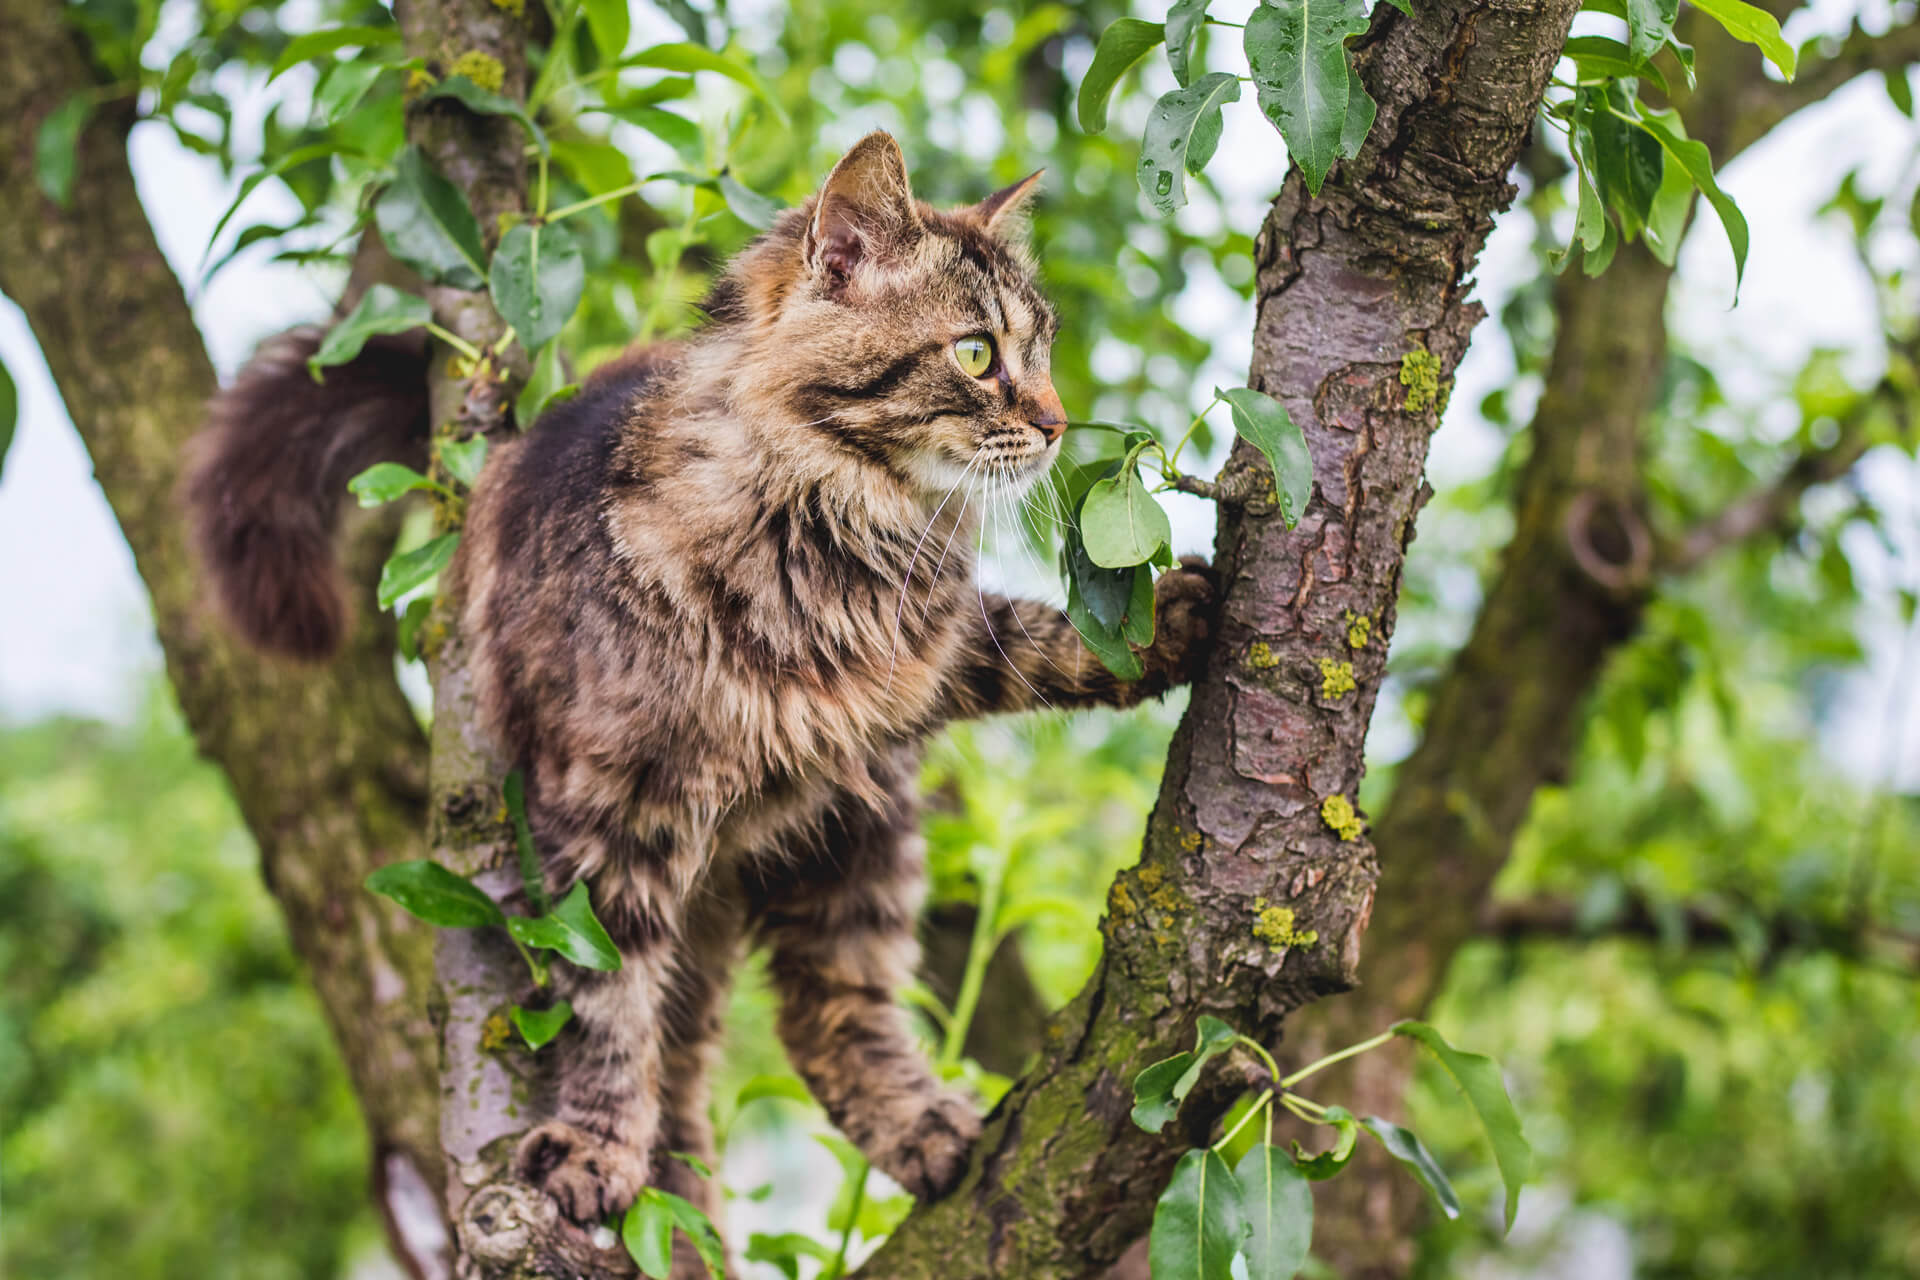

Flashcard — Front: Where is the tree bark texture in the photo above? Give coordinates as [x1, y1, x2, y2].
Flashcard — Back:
[0, 1, 448, 1274]
[858, 3, 1582, 1275]
[1290, 9, 1920, 1273]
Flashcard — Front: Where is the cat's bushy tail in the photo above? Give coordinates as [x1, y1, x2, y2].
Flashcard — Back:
[183, 326, 430, 661]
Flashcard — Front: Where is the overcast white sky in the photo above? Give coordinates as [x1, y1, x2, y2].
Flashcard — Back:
[2, 0, 1916, 788]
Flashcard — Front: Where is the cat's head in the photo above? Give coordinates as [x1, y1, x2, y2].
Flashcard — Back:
[715, 132, 1065, 501]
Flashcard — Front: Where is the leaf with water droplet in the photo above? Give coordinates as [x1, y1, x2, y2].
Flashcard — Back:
[1137, 72, 1242, 214]
[1165, 0, 1210, 87]
[1244, 0, 1371, 195]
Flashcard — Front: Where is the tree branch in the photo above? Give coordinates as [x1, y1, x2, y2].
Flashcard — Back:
[1479, 893, 1920, 976]
[1719, 10, 1920, 157]
[0, 2, 446, 1274]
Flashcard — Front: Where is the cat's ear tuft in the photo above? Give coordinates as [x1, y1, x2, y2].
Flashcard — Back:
[804, 131, 922, 289]
[967, 170, 1045, 237]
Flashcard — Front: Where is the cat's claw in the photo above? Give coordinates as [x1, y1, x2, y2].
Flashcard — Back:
[515, 1120, 650, 1226]
[875, 1090, 983, 1201]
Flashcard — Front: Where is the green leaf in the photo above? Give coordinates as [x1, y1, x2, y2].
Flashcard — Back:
[508, 1000, 572, 1050]
[423, 76, 548, 156]
[1689, 0, 1796, 79]
[502, 768, 550, 914]
[718, 172, 785, 230]
[1235, 1144, 1312, 1279]
[365, 859, 504, 928]
[203, 142, 353, 258]
[1122, 562, 1155, 647]
[1082, 466, 1172, 568]
[622, 1192, 676, 1279]
[0, 356, 17, 483]
[1587, 91, 1663, 236]
[734, 1074, 815, 1112]
[397, 597, 432, 661]
[348, 461, 440, 507]
[377, 532, 458, 609]
[1623, 0, 1678, 66]
[1293, 1104, 1359, 1179]
[516, 340, 580, 427]
[1625, 105, 1748, 298]
[489, 222, 586, 353]
[1562, 35, 1669, 95]
[1148, 1148, 1246, 1280]
[1885, 66, 1914, 118]
[1063, 522, 1146, 681]
[1219, 386, 1312, 527]
[669, 1150, 713, 1179]
[1077, 19, 1166, 133]
[1131, 1052, 1196, 1133]
[1243, 0, 1371, 195]
[506, 880, 623, 971]
[1392, 1019, 1532, 1230]
[582, 0, 631, 59]
[1139, 73, 1242, 214]
[602, 104, 705, 163]
[439, 435, 488, 489]
[375, 145, 488, 289]
[1165, 0, 1210, 87]
[313, 59, 384, 125]
[745, 1232, 834, 1280]
[654, 1189, 726, 1277]
[270, 25, 401, 81]
[310, 285, 431, 382]
[618, 43, 787, 124]
[1360, 1116, 1461, 1220]
[35, 94, 92, 208]
[1337, 65, 1377, 161]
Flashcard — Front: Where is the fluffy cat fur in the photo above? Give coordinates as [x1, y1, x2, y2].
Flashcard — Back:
[186, 132, 1215, 1236]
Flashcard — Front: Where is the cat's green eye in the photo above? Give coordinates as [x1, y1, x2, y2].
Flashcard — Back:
[953, 335, 995, 378]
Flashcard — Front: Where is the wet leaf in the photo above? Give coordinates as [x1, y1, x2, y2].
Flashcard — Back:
[1165, 0, 1210, 87]
[1219, 386, 1312, 527]
[1148, 1148, 1247, 1280]
[1082, 466, 1171, 568]
[1243, 0, 1371, 194]
[1138, 73, 1242, 214]
[489, 222, 586, 353]
[1236, 1143, 1312, 1278]
[375, 145, 488, 288]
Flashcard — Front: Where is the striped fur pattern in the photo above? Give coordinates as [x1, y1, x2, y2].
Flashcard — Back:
[187, 132, 1215, 1234]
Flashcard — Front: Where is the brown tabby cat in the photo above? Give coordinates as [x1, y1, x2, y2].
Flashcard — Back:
[186, 131, 1214, 1232]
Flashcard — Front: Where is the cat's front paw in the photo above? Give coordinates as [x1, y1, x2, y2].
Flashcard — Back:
[515, 1120, 650, 1226]
[1145, 555, 1219, 686]
[875, 1090, 982, 1201]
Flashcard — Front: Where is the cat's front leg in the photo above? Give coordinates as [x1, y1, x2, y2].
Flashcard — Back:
[944, 556, 1218, 718]
[748, 777, 981, 1199]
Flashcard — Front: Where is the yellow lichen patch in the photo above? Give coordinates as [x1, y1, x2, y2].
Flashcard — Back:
[1179, 828, 1204, 853]
[1138, 864, 1163, 890]
[1400, 347, 1442, 413]
[489, 0, 526, 15]
[405, 67, 438, 97]
[1246, 641, 1279, 670]
[1320, 794, 1363, 842]
[1252, 896, 1319, 949]
[1344, 611, 1371, 650]
[1109, 880, 1139, 918]
[1318, 657, 1355, 699]
[480, 1013, 512, 1052]
[448, 50, 506, 93]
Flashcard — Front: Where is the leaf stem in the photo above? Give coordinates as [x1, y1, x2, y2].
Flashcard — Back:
[545, 177, 661, 223]
[940, 847, 1007, 1067]
[1281, 1029, 1397, 1088]
[510, 933, 550, 987]
[1212, 1089, 1274, 1151]
[828, 1163, 867, 1279]
[1163, 395, 1222, 473]
[424, 322, 483, 361]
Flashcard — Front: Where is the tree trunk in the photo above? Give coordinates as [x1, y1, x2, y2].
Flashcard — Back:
[859, 3, 1581, 1274]
[0, 2, 447, 1273]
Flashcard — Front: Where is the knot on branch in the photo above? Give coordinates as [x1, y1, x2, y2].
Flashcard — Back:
[1563, 491, 1652, 593]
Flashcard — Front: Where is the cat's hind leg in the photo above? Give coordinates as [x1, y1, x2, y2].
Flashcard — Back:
[746, 765, 980, 1200]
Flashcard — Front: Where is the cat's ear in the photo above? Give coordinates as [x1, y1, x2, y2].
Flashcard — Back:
[804, 131, 923, 287]
[966, 170, 1044, 237]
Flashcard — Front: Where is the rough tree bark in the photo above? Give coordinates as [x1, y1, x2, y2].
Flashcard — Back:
[0, 2, 448, 1274]
[859, 3, 1584, 1274]
[1292, 9, 1920, 1274]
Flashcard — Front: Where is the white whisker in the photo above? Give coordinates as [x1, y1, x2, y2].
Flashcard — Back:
[887, 451, 981, 690]
[976, 510, 1051, 711]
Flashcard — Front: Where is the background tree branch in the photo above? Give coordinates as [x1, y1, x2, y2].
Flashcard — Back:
[0, 2, 446, 1274]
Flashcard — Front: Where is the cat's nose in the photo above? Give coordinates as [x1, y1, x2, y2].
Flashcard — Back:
[1026, 381, 1067, 444]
